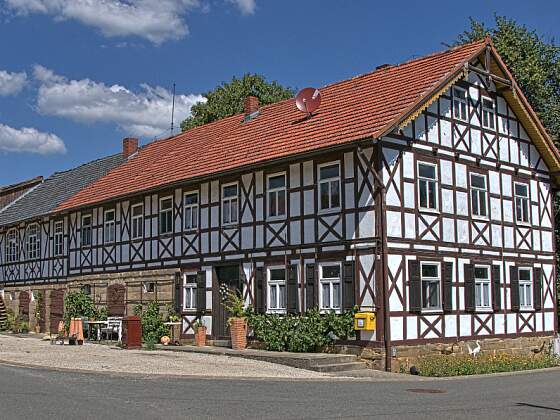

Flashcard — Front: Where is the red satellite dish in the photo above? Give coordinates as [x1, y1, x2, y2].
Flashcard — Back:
[295, 87, 322, 115]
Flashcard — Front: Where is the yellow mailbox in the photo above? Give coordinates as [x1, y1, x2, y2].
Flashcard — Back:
[354, 312, 376, 331]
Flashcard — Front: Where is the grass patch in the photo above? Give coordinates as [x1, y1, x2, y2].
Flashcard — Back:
[414, 353, 560, 377]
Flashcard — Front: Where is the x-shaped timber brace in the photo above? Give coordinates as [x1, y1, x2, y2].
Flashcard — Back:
[357, 144, 392, 372]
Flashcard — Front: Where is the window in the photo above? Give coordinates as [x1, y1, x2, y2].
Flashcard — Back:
[26, 224, 40, 260]
[453, 87, 468, 121]
[318, 163, 341, 212]
[142, 282, 156, 293]
[159, 197, 173, 235]
[514, 183, 529, 223]
[518, 268, 533, 310]
[6, 229, 18, 263]
[267, 267, 286, 312]
[267, 173, 286, 219]
[319, 263, 341, 311]
[81, 215, 92, 247]
[482, 97, 495, 129]
[183, 273, 197, 310]
[418, 162, 438, 210]
[470, 173, 488, 218]
[421, 262, 441, 310]
[104, 210, 115, 243]
[184, 192, 199, 230]
[474, 266, 491, 310]
[54, 221, 64, 257]
[131, 204, 144, 240]
[222, 183, 238, 225]
[81, 284, 91, 295]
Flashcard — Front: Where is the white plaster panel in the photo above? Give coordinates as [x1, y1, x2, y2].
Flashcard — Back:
[456, 191, 468, 216]
[290, 192, 300, 216]
[441, 189, 454, 214]
[490, 197, 502, 221]
[440, 97, 451, 118]
[440, 119, 452, 148]
[427, 116, 438, 144]
[504, 226, 514, 249]
[345, 214, 355, 240]
[494, 314, 505, 335]
[406, 316, 418, 340]
[289, 163, 300, 188]
[358, 211, 375, 239]
[303, 219, 315, 244]
[290, 221, 301, 245]
[414, 115, 426, 141]
[502, 200, 513, 223]
[303, 190, 314, 215]
[386, 211, 402, 238]
[544, 313, 554, 332]
[542, 231, 552, 252]
[444, 315, 457, 338]
[497, 96, 507, 115]
[404, 213, 416, 239]
[501, 173, 512, 197]
[403, 182, 414, 209]
[491, 225, 502, 248]
[403, 152, 414, 179]
[509, 138, 519, 165]
[470, 129, 481, 156]
[519, 142, 529, 167]
[442, 218, 455, 243]
[440, 160, 453, 186]
[459, 315, 471, 337]
[390, 317, 403, 341]
[303, 161, 314, 186]
[344, 152, 354, 179]
[457, 220, 469, 244]
[455, 163, 467, 188]
[210, 181, 219, 203]
[499, 136, 509, 162]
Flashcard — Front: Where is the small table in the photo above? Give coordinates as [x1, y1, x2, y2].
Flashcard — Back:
[87, 321, 107, 341]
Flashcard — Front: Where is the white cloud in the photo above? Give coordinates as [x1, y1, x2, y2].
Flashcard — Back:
[228, 0, 256, 15]
[5, 0, 257, 44]
[34, 65, 205, 138]
[0, 122, 66, 154]
[0, 70, 27, 96]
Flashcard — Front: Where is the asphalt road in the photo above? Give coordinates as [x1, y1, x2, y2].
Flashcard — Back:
[0, 363, 559, 420]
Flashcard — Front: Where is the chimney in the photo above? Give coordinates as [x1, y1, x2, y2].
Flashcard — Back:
[244, 96, 259, 116]
[122, 137, 138, 158]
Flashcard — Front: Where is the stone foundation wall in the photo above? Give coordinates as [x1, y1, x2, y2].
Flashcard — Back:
[2, 269, 177, 334]
[391, 335, 556, 373]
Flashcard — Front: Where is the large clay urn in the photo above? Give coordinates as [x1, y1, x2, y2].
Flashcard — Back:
[229, 318, 247, 350]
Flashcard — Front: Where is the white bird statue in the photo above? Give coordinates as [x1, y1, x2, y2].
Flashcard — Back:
[466, 340, 481, 358]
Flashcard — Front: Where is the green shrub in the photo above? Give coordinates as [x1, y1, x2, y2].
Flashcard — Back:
[247, 308, 357, 353]
[135, 301, 169, 346]
[63, 292, 98, 331]
[1, 308, 15, 331]
[415, 353, 560, 377]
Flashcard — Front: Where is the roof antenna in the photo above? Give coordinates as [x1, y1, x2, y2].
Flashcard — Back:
[170, 82, 176, 135]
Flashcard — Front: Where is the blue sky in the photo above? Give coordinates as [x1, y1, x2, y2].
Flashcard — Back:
[0, 0, 558, 185]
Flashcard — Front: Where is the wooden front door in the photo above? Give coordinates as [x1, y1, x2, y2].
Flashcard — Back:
[49, 290, 64, 334]
[107, 284, 126, 316]
[213, 265, 241, 340]
[19, 291, 30, 320]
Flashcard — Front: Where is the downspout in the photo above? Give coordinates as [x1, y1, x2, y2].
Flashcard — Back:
[358, 144, 391, 372]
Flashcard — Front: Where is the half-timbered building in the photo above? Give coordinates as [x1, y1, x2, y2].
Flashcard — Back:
[1, 37, 557, 370]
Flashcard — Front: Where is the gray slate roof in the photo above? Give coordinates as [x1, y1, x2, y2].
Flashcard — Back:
[0, 153, 125, 227]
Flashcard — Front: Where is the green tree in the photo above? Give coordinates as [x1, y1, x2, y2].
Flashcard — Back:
[181, 73, 294, 131]
[454, 16, 560, 324]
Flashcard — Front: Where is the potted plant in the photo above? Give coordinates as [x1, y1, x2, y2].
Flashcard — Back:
[219, 284, 248, 350]
[20, 319, 29, 334]
[193, 320, 207, 347]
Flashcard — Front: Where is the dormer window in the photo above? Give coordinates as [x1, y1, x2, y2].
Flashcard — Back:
[453, 87, 468, 122]
[482, 97, 495, 129]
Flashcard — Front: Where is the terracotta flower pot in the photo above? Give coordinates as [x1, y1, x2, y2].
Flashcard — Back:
[34, 324, 41, 334]
[195, 326, 207, 347]
[229, 317, 247, 350]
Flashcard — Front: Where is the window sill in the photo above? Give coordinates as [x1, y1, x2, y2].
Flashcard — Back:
[318, 207, 341, 216]
[418, 208, 440, 216]
[421, 309, 443, 315]
[267, 309, 287, 315]
[475, 308, 493, 313]
[472, 215, 489, 222]
[515, 221, 531, 227]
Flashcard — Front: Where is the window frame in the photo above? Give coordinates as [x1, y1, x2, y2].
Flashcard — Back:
[6, 228, 18, 263]
[26, 223, 40, 260]
[103, 209, 116, 244]
[470, 173, 488, 219]
[518, 267, 533, 310]
[417, 161, 439, 212]
[81, 214, 92, 248]
[317, 161, 341, 214]
[221, 182, 239, 226]
[481, 96, 496, 130]
[142, 282, 156, 294]
[183, 191, 199, 231]
[159, 196, 174, 235]
[54, 221, 64, 257]
[182, 272, 198, 311]
[266, 172, 287, 220]
[452, 86, 468, 122]
[514, 182, 530, 224]
[318, 262, 342, 312]
[131, 203, 144, 241]
[474, 264, 492, 311]
[267, 265, 287, 313]
[420, 261, 441, 312]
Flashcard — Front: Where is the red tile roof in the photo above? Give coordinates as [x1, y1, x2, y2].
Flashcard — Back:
[56, 40, 487, 212]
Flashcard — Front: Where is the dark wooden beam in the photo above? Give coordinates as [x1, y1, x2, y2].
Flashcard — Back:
[468, 64, 511, 86]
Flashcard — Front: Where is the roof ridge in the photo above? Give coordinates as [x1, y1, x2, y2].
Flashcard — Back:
[49, 152, 123, 177]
